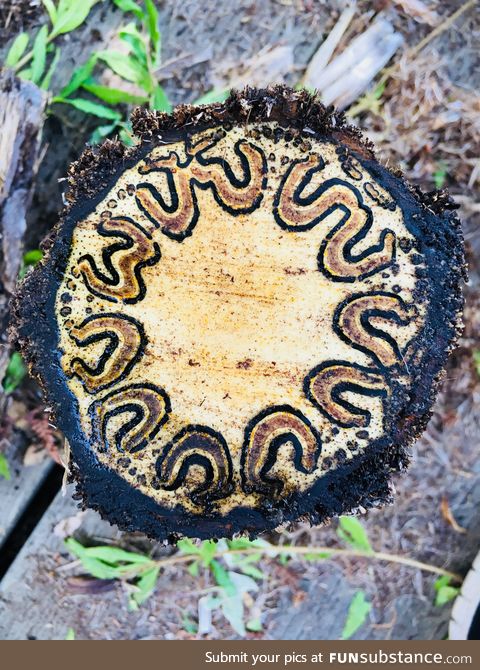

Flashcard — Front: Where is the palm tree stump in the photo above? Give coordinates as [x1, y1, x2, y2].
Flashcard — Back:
[13, 86, 465, 540]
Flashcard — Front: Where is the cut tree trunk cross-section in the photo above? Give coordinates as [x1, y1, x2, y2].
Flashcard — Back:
[13, 86, 465, 540]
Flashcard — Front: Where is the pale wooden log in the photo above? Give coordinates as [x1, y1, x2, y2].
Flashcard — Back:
[0, 70, 46, 384]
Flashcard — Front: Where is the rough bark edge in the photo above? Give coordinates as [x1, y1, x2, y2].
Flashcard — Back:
[10, 85, 466, 541]
[64, 85, 373, 210]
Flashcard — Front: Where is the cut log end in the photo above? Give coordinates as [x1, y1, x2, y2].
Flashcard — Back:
[12, 86, 465, 540]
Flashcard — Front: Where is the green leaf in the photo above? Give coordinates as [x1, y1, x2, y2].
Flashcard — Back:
[241, 565, 266, 579]
[50, 0, 101, 38]
[113, 0, 144, 18]
[221, 594, 246, 636]
[144, 0, 160, 65]
[6, 33, 29, 67]
[230, 552, 265, 577]
[23, 249, 43, 265]
[229, 571, 258, 594]
[227, 538, 259, 550]
[434, 575, 460, 607]
[96, 50, 152, 90]
[121, 34, 147, 65]
[198, 540, 217, 567]
[373, 82, 386, 100]
[65, 538, 112, 577]
[79, 545, 152, 565]
[119, 23, 147, 65]
[89, 122, 118, 144]
[337, 516, 373, 553]
[41, 0, 58, 25]
[433, 163, 448, 189]
[131, 565, 160, 605]
[30, 25, 48, 84]
[40, 46, 61, 90]
[60, 56, 98, 98]
[210, 560, 237, 597]
[82, 81, 147, 105]
[237, 562, 264, 580]
[435, 585, 459, 607]
[341, 591, 372, 640]
[178, 538, 200, 555]
[64, 537, 88, 559]
[54, 97, 122, 120]
[2, 352, 27, 394]
[434, 575, 451, 591]
[188, 560, 199, 577]
[118, 127, 135, 146]
[75, 554, 121, 579]
[65, 628, 75, 640]
[182, 615, 197, 635]
[0, 454, 11, 481]
[150, 85, 171, 112]
[65, 538, 148, 579]
[128, 597, 139, 611]
[85, 557, 126, 579]
[246, 617, 262, 632]
[193, 89, 229, 105]
[17, 68, 32, 80]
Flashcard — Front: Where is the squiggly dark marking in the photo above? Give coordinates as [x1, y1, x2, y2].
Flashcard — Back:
[363, 181, 396, 211]
[77, 216, 160, 303]
[333, 292, 417, 368]
[65, 313, 145, 393]
[89, 383, 170, 454]
[135, 139, 267, 241]
[156, 426, 233, 505]
[241, 405, 322, 496]
[273, 155, 396, 281]
[336, 146, 363, 181]
[304, 361, 388, 428]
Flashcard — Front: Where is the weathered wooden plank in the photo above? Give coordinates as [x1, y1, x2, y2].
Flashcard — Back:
[0, 445, 53, 550]
[0, 486, 120, 640]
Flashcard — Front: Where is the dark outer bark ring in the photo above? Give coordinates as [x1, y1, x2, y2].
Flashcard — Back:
[11, 86, 466, 541]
